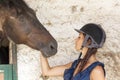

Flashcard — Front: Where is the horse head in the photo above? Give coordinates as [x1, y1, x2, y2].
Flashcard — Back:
[0, 0, 58, 57]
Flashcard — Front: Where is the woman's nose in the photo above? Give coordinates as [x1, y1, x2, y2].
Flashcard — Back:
[75, 38, 77, 41]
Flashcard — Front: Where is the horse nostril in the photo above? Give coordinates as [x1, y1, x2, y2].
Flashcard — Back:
[48, 41, 58, 55]
[50, 45, 54, 50]
[49, 42, 57, 51]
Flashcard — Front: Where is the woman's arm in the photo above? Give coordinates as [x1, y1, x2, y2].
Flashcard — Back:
[40, 54, 72, 77]
[91, 66, 106, 80]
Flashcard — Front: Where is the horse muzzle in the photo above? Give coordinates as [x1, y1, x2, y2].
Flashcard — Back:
[40, 41, 58, 58]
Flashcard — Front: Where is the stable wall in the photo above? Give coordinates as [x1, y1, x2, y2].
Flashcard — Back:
[17, 0, 120, 80]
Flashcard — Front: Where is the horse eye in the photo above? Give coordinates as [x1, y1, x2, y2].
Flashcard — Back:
[18, 15, 25, 22]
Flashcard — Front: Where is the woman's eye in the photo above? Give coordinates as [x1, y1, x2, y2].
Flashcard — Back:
[78, 37, 80, 38]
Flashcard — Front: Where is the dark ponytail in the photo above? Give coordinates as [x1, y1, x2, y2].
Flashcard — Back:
[78, 48, 97, 72]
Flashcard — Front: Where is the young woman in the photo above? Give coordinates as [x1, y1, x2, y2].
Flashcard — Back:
[40, 23, 106, 80]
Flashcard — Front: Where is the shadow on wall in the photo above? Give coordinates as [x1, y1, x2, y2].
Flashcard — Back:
[0, 46, 9, 64]
[0, 37, 9, 64]
[97, 52, 120, 80]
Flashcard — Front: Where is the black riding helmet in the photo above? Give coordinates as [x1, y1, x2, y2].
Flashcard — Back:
[75, 23, 106, 48]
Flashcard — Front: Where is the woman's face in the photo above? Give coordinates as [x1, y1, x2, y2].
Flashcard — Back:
[75, 33, 85, 51]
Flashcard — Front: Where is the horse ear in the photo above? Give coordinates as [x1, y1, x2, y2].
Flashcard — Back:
[9, 7, 22, 17]
[9, 2, 22, 17]
[7, 0, 17, 17]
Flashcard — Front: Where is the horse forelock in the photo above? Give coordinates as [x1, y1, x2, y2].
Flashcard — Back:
[0, 0, 35, 16]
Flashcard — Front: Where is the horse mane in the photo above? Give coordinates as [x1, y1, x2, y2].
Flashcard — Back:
[0, 0, 35, 14]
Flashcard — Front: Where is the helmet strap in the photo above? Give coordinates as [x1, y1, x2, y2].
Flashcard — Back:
[82, 34, 99, 48]
[82, 34, 90, 47]
[76, 46, 83, 66]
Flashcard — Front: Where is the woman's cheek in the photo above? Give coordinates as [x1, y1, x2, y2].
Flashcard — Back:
[75, 43, 80, 51]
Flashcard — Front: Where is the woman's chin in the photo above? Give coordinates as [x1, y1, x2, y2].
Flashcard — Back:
[76, 49, 80, 52]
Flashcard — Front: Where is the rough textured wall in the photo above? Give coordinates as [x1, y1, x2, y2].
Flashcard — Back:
[17, 0, 120, 80]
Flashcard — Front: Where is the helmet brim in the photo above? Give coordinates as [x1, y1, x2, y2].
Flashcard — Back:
[74, 29, 85, 34]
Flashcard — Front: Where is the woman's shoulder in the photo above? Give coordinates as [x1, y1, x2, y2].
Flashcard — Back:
[90, 61, 105, 74]
[92, 65, 104, 74]
[90, 63, 105, 80]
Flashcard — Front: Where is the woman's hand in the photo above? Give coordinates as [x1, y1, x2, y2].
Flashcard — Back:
[40, 53, 72, 77]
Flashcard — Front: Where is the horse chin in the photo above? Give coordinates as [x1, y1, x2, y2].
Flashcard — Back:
[41, 52, 51, 58]
[40, 48, 57, 58]
[41, 51, 55, 58]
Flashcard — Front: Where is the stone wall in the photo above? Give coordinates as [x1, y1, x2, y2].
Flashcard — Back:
[17, 0, 120, 80]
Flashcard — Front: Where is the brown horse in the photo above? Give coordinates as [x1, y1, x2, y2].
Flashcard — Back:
[0, 0, 58, 58]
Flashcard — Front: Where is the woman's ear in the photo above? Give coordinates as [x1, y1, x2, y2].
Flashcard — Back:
[87, 38, 92, 45]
